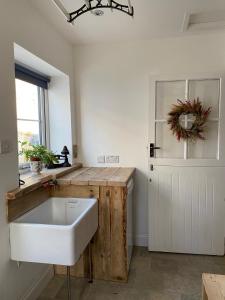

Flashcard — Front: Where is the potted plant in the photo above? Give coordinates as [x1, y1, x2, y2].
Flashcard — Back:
[19, 142, 58, 174]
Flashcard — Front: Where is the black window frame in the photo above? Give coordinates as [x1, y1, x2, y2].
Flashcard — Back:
[15, 64, 50, 89]
[15, 64, 50, 171]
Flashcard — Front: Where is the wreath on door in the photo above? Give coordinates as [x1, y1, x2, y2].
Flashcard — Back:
[167, 98, 211, 141]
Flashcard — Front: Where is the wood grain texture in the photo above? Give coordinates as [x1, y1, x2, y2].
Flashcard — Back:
[51, 185, 100, 199]
[109, 186, 127, 281]
[53, 185, 129, 282]
[56, 167, 90, 185]
[57, 167, 135, 187]
[91, 186, 112, 280]
[202, 273, 225, 300]
[71, 168, 106, 186]
[92, 186, 128, 282]
[88, 168, 120, 186]
[6, 164, 82, 200]
[7, 188, 51, 222]
[7, 174, 52, 200]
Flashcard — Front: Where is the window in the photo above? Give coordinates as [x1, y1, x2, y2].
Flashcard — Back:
[155, 78, 220, 159]
[15, 64, 50, 167]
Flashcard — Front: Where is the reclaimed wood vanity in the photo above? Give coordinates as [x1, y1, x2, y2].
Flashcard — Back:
[6, 165, 135, 282]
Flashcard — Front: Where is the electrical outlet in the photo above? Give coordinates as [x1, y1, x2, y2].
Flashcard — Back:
[106, 156, 119, 163]
[97, 155, 105, 163]
[0, 140, 11, 154]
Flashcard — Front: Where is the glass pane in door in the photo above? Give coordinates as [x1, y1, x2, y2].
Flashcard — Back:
[188, 79, 220, 119]
[155, 122, 184, 158]
[156, 80, 186, 120]
[187, 79, 220, 159]
[187, 121, 219, 159]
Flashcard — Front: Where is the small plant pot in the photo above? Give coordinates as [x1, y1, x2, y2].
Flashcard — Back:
[30, 161, 43, 174]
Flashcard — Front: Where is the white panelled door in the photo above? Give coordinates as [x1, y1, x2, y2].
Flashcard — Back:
[148, 74, 225, 255]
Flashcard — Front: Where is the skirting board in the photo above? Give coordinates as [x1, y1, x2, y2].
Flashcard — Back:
[134, 234, 148, 247]
[21, 266, 54, 300]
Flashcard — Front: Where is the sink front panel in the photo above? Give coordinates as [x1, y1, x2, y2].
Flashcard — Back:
[10, 197, 98, 266]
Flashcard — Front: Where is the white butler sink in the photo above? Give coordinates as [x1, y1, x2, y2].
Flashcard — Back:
[10, 197, 98, 266]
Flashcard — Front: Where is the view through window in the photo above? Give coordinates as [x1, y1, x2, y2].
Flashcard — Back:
[15, 79, 45, 166]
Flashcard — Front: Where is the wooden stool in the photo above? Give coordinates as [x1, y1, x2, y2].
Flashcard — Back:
[202, 273, 225, 300]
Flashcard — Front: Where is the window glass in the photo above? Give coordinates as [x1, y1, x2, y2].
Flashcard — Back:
[15, 79, 45, 166]
[17, 120, 40, 145]
[16, 79, 39, 120]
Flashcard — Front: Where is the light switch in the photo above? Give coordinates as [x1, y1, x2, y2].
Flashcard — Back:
[0, 140, 11, 154]
[106, 156, 120, 163]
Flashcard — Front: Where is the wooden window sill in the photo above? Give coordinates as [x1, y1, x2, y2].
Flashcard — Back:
[6, 163, 83, 200]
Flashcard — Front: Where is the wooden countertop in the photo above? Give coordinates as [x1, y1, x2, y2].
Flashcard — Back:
[6, 163, 82, 200]
[6, 165, 135, 200]
[57, 167, 135, 187]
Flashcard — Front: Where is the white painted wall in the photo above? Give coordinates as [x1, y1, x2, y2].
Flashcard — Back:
[0, 1, 75, 299]
[48, 75, 73, 157]
[73, 32, 225, 246]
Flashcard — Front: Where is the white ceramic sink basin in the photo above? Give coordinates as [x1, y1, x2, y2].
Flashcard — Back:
[10, 197, 98, 266]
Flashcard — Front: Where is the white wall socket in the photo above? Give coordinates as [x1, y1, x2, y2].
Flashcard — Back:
[106, 156, 120, 164]
[97, 155, 105, 163]
[0, 140, 11, 155]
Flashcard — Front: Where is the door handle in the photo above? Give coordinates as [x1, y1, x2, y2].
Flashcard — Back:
[150, 143, 161, 157]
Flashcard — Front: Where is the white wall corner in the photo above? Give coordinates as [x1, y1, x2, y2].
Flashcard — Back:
[21, 266, 54, 300]
[134, 234, 148, 247]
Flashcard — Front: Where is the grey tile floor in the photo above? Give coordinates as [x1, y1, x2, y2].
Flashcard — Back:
[38, 247, 225, 300]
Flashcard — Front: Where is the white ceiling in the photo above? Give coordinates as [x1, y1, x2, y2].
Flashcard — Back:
[30, 0, 225, 45]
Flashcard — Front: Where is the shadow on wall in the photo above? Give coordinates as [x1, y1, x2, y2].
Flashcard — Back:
[133, 168, 149, 247]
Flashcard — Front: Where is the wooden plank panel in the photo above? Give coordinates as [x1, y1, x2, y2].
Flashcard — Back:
[7, 175, 52, 200]
[92, 186, 128, 282]
[57, 167, 90, 185]
[89, 168, 119, 186]
[108, 168, 135, 186]
[92, 186, 111, 280]
[56, 173, 77, 186]
[6, 164, 82, 200]
[55, 167, 135, 187]
[110, 186, 128, 281]
[70, 168, 105, 186]
[7, 188, 50, 222]
[202, 273, 225, 300]
[49, 164, 83, 179]
[51, 185, 99, 199]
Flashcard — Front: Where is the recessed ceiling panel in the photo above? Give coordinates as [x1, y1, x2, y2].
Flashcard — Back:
[183, 10, 225, 31]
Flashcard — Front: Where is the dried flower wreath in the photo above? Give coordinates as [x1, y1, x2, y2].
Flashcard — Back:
[167, 98, 211, 141]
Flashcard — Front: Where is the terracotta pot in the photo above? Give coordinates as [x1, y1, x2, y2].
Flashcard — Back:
[30, 160, 43, 174]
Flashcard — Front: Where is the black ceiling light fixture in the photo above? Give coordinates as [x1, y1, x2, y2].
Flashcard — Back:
[52, 0, 134, 24]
